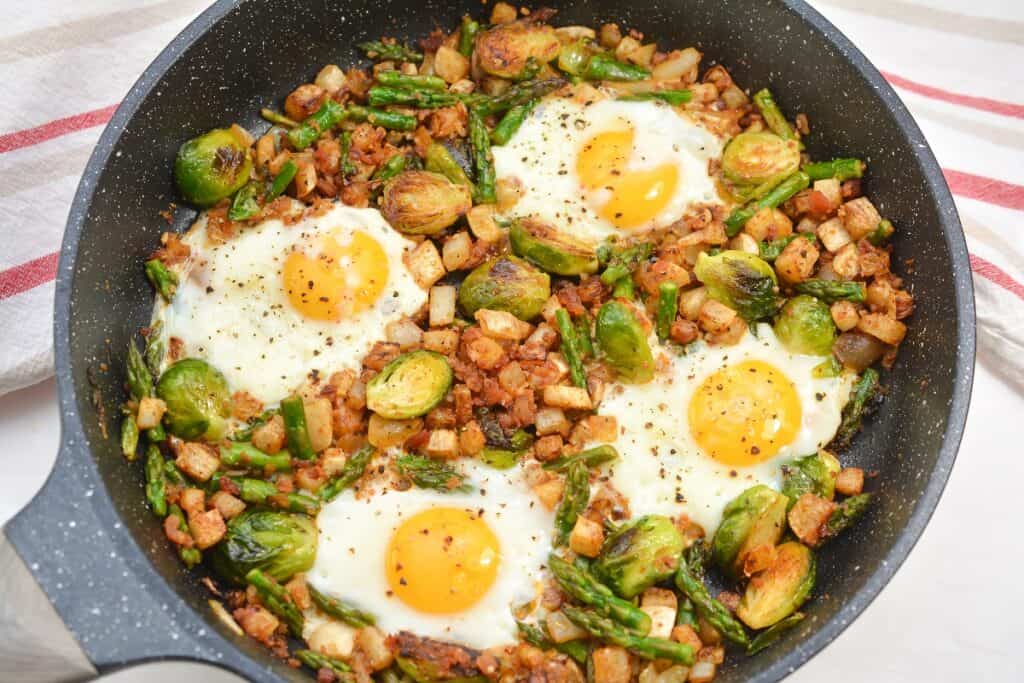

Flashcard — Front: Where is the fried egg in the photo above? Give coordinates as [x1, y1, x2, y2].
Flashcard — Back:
[306, 458, 553, 649]
[153, 203, 427, 405]
[492, 95, 724, 245]
[596, 325, 854, 534]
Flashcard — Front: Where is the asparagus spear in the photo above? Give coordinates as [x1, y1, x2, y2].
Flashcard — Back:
[396, 454, 472, 493]
[295, 650, 353, 679]
[339, 130, 356, 177]
[458, 16, 480, 57]
[600, 243, 652, 285]
[467, 78, 566, 117]
[367, 86, 459, 109]
[259, 107, 298, 128]
[279, 396, 316, 460]
[346, 104, 417, 131]
[611, 277, 635, 300]
[516, 621, 588, 664]
[575, 314, 594, 358]
[831, 368, 880, 449]
[747, 612, 805, 655]
[656, 282, 679, 342]
[145, 444, 168, 517]
[229, 408, 277, 442]
[548, 554, 651, 632]
[143, 321, 164, 377]
[758, 234, 799, 263]
[725, 171, 810, 236]
[308, 584, 376, 627]
[752, 88, 799, 143]
[236, 478, 320, 515]
[219, 442, 291, 473]
[555, 309, 588, 389]
[372, 154, 408, 182]
[164, 460, 187, 487]
[491, 99, 536, 145]
[245, 569, 304, 637]
[425, 143, 473, 187]
[802, 158, 865, 182]
[562, 607, 694, 664]
[358, 40, 423, 64]
[228, 180, 261, 222]
[167, 504, 201, 568]
[795, 279, 866, 303]
[822, 493, 872, 542]
[375, 70, 446, 92]
[287, 99, 347, 150]
[266, 160, 298, 201]
[674, 550, 750, 647]
[619, 90, 693, 105]
[121, 414, 139, 461]
[144, 259, 178, 302]
[583, 54, 650, 82]
[320, 444, 375, 502]
[544, 445, 619, 472]
[554, 462, 590, 545]
[869, 219, 895, 246]
[126, 339, 153, 400]
[675, 596, 698, 629]
[468, 107, 496, 203]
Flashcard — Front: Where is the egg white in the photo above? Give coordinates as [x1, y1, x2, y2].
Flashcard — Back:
[307, 458, 553, 649]
[152, 203, 427, 406]
[595, 325, 854, 535]
[492, 95, 725, 245]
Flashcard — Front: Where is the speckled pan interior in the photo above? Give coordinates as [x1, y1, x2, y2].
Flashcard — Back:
[6, 1, 974, 681]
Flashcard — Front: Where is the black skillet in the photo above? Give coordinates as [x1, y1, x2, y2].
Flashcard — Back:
[0, 0, 974, 681]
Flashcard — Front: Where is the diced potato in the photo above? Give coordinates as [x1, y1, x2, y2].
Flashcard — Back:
[314, 64, 347, 94]
[466, 204, 502, 243]
[532, 477, 565, 510]
[671, 624, 703, 652]
[546, 610, 589, 644]
[422, 328, 460, 355]
[465, 334, 506, 370]
[304, 397, 334, 452]
[651, 48, 701, 83]
[320, 448, 348, 477]
[839, 196, 882, 240]
[796, 216, 820, 235]
[775, 236, 819, 284]
[176, 442, 220, 482]
[641, 587, 678, 610]
[599, 23, 623, 49]
[788, 493, 837, 547]
[615, 36, 642, 63]
[429, 285, 457, 327]
[744, 207, 792, 242]
[728, 232, 758, 255]
[386, 317, 424, 350]
[698, 299, 737, 334]
[698, 645, 725, 665]
[294, 465, 327, 493]
[228, 123, 254, 149]
[179, 487, 206, 517]
[424, 429, 459, 459]
[136, 397, 167, 430]
[442, 231, 474, 271]
[476, 309, 533, 341]
[459, 421, 486, 456]
[830, 300, 860, 332]
[593, 646, 632, 683]
[816, 217, 851, 253]
[857, 312, 907, 345]
[256, 134, 276, 169]
[688, 661, 716, 683]
[333, 403, 365, 436]
[285, 574, 312, 610]
[569, 515, 605, 558]
[831, 243, 860, 280]
[679, 287, 708, 321]
[705, 316, 747, 346]
[490, 1, 517, 24]
[309, 621, 356, 658]
[434, 45, 470, 84]
[252, 415, 286, 454]
[542, 385, 593, 410]
[210, 491, 246, 520]
[368, 414, 423, 449]
[525, 322, 559, 350]
[189, 509, 227, 550]
[235, 606, 279, 643]
[535, 407, 570, 436]
[585, 415, 618, 442]
[642, 605, 677, 640]
[657, 666, 692, 683]
[555, 26, 596, 41]
[355, 626, 394, 671]
[814, 178, 842, 209]
[406, 240, 446, 288]
[835, 467, 865, 496]
[498, 361, 529, 393]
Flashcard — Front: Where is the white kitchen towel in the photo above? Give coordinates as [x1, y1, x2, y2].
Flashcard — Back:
[0, 0, 1022, 396]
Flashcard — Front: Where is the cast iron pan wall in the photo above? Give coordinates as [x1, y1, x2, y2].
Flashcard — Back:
[8, 0, 973, 681]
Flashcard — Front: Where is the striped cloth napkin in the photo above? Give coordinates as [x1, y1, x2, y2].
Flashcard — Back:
[1, 0, 1021, 396]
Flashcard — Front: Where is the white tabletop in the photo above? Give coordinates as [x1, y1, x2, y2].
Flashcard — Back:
[1, 358, 1021, 682]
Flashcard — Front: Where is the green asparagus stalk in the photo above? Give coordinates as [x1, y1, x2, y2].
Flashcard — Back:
[424, 143, 473, 187]
[143, 321, 164, 377]
[145, 444, 168, 517]
[831, 368, 880, 449]
[259, 107, 298, 128]
[287, 99, 347, 150]
[377, 667, 408, 683]
[168, 504, 201, 568]
[396, 453, 472, 493]
[229, 409, 276, 442]
[543, 445, 619, 472]
[346, 104, 417, 131]
[339, 130, 356, 177]
[279, 396, 317, 460]
[219, 442, 291, 472]
[547, 555, 651, 632]
[802, 158, 865, 182]
[372, 154, 408, 182]
[757, 234, 799, 263]
[358, 40, 423, 64]
[554, 461, 590, 545]
[164, 460, 187, 487]
[126, 339, 153, 400]
[600, 243, 652, 285]
[516, 621, 589, 664]
[295, 650, 353, 679]
[367, 86, 459, 109]
[237, 478, 321, 515]
[795, 279, 867, 303]
[611, 277, 635, 300]
[812, 356, 842, 379]
[228, 180, 261, 222]
[675, 597, 698, 629]
[146, 420, 166, 444]
[491, 99, 536, 145]
[656, 281, 680, 342]
[266, 160, 298, 201]
[747, 613, 805, 655]
[468, 107, 496, 204]
[458, 16, 480, 57]
[869, 219, 895, 246]
[575, 314, 594, 358]
[308, 584, 377, 628]
[375, 70, 446, 92]
[144, 259, 178, 302]
[555, 309, 588, 389]
[320, 444, 375, 502]
[562, 606, 694, 664]
[619, 90, 693, 105]
[583, 54, 650, 82]
[822, 493, 872, 542]
[752, 88, 799, 143]
[245, 569, 304, 637]
[121, 414, 139, 461]
[467, 78, 566, 117]
[725, 171, 810, 236]
[674, 557, 750, 647]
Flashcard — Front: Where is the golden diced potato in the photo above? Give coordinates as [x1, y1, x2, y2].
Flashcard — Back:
[546, 610, 589, 644]
[744, 207, 792, 242]
[836, 467, 865, 496]
[671, 624, 703, 652]
[320, 448, 349, 478]
[442, 231, 474, 271]
[555, 26, 596, 41]
[586, 415, 618, 442]
[839, 196, 882, 240]
[490, 1, 517, 24]
[386, 317, 424, 351]
[304, 397, 334, 452]
[728, 232, 758, 255]
[679, 286, 708, 321]
[705, 316, 747, 346]
[252, 415, 286, 454]
[688, 661, 716, 683]
[424, 429, 459, 459]
[434, 45, 470, 84]
[256, 134, 276, 169]
[788, 493, 837, 547]
[830, 300, 860, 332]
[406, 240, 446, 289]
[831, 243, 860, 280]
[698, 299, 738, 334]
[775, 236, 819, 284]
[593, 646, 632, 683]
[189, 509, 226, 550]
[422, 328, 460, 355]
[540, 295, 565, 325]
[642, 604, 677, 640]
[498, 361, 529, 393]
[641, 588, 678, 610]
[816, 217, 852, 253]
[368, 414, 423, 449]
[235, 606, 279, 643]
[355, 626, 394, 671]
[476, 309, 533, 341]
[179, 487, 206, 518]
[535, 407, 570, 436]
[136, 396, 167, 430]
[466, 204, 502, 243]
[309, 621, 356, 658]
[570, 515, 605, 558]
[814, 178, 842, 209]
[176, 442, 220, 482]
[542, 385, 593, 410]
[857, 312, 907, 345]
[459, 421, 486, 456]
[429, 285, 457, 327]
[651, 47, 701, 83]
[532, 477, 565, 510]
[210, 491, 246, 520]
[465, 334, 506, 370]
[314, 64, 347, 94]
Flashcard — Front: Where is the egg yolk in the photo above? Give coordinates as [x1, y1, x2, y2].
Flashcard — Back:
[688, 360, 802, 467]
[576, 128, 679, 229]
[385, 507, 500, 614]
[283, 230, 388, 321]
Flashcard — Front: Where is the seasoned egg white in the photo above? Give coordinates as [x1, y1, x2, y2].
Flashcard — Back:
[596, 325, 854, 535]
[152, 203, 427, 405]
[492, 95, 725, 245]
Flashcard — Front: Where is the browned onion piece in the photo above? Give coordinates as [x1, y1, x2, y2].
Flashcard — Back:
[833, 330, 889, 371]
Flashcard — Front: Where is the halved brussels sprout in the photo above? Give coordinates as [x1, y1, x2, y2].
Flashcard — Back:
[155, 358, 231, 440]
[593, 514, 685, 599]
[174, 128, 253, 207]
[774, 295, 837, 356]
[694, 250, 779, 321]
[210, 509, 318, 585]
[721, 131, 801, 186]
[475, 21, 561, 79]
[393, 632, 487, 683]
[509, 219, 599, 276]
[366, 350, 453, 420]
[458, 255, 551, 321]
[596, 300, 655, 383]
[712, 485, 789, 580]
[736, 541, 815, 629]
[381, 170, 472, 235]
[781, 451, 841, 504]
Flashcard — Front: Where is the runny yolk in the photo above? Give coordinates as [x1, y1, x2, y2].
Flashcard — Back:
[283, 230, 388, 321]
[385, 507, 501, 614]
[688, 360, 802, 467]
[576, 127, 679, 230]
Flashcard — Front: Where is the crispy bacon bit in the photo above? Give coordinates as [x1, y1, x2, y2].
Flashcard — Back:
[428, 103, 469, 139]
[555, 285, 586, 317]
[152, 231, 191, 265]
[231, 391, 264, 421]
[340, 180, 371, 207]
[413, 126, 433, 158]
